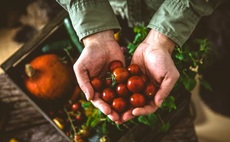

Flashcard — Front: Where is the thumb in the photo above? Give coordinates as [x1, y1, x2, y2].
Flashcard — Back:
[154, 76, 176, 107]
[73, 64, 94, 101]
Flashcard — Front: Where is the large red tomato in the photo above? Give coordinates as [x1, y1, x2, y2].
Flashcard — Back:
[102, 88, 116, 104]
[91, 76, 103, 92]
[112, 97, 127, 113]
[127, 64, 142, 76]
[144, 82, 158, 99]
[108, 60, 123, 72]
[127, 76, 145, 93]
[115, 83, 131, 98]
[130, 93, 146, 107]
[112, 67, 129, 83]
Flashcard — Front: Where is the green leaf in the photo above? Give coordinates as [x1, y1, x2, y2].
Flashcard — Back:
[81, 101, 93, 109]
[127, 44, 138, 55]
[160, 96, 176, 112]
[138, 115, 150, 126]
[199, 78, 213, 91]
[101, 121, 107, 134]
[147, 113, 158, 126]
[160, 122, 170, 132]
[138, 113, 158, 127]
[133, 33, 142, 44]
[183, 77, 197, 91]
[175, 53, 184, 60]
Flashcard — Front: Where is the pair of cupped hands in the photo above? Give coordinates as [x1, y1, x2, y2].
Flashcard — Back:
[73, 29, 179, 124]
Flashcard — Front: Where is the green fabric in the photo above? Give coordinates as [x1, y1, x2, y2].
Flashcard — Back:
[148, 0, 201, 47]
[56, 0, 121, 41]
[56, 0, 224, 46]
[147, 0, 224, 47]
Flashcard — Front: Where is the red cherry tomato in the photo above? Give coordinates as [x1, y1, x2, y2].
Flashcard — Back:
[112, 97, 127, 113]
[140, 74, 150, 84]
[108, 60, 123, 72]
[75, 114, 83, 121]
[144, 82, 158, 99]
[116, 83, 131, 98]
[91, 76, 103, 92]
[102, 88, 116, 104]
[127, 64, 142, 76]
[112, 67, 129, 83]
[130, 93, 146, 107]
[127, 76, 145, 93]
[74, 112, 86, 124]
[71, 102, 81, 112]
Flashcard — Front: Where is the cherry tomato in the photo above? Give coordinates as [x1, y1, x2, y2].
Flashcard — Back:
[115, 83, 131, 98]
[130, 93, 146, 107]
[75, 113, 83, 121]
[74, 134, 84, 142]
[112, 67, 129, 83]
[74, 111, 86, 124]
[140, 74, 150, 84]
[112, 97, 127, 113]
[127, 64, 142, 76]
[91, 76, 103, 92]
[102, 88, 116, 103]
[144, 82, 158, 99]
[108, 60, 123, 72]
[71, 102, 81, 112]
[127, 76, 145, 93]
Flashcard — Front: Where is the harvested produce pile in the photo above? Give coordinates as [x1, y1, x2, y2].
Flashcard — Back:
[91, 60, 158, 114]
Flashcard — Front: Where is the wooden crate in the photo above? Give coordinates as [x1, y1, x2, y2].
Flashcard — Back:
[1, 10, 74, 141]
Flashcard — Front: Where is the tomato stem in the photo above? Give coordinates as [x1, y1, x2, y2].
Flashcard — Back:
[25, 64, 36, 78]
[64, 107, 77, 138]
[106, 72, 117, 87]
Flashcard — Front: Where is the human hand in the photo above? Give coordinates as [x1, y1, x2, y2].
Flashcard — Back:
[121, 29, 179, 123]
[73, 30, 125, 122]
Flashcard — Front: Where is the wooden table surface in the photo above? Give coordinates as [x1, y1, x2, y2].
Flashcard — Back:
[0, 73, 68, 142]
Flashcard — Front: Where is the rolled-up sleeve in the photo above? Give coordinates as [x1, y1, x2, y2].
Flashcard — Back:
[147, 0, 224, 47]
[56, 0, 121, 41]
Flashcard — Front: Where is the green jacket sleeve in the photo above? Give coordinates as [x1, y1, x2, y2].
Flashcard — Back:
[56, 0, 121, 41]
[147, 0, 224, 47]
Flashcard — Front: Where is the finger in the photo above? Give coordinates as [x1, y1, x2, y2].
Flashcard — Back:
[73, 63, 94, 101]
[107, 110, 120, 122]
[132, 101, 158, 116]
[90, 93, 111, 115]
[154, 71, 179, 107]
[115, 121, 122, 125]
[121, 109, 135, 122]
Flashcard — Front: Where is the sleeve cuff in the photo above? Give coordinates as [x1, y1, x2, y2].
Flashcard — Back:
[68, 0, 121, 41]
[147, 0, 201, 47]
